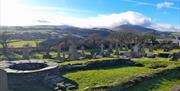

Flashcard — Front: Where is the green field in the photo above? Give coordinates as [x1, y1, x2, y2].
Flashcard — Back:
[9, 40, 41, 48]
[62, 58, 180, 91]
[0, 40, 41, 48]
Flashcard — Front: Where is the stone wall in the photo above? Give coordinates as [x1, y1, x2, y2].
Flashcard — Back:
[0, 69, 8, 91]
[8, 67, 59, 86]
[83, 67, 180, 91]
[59, 59, 143, 72]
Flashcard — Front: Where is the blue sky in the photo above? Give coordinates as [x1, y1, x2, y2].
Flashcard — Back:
[20, 0, 180, 25]
[1, 0, 180, 31]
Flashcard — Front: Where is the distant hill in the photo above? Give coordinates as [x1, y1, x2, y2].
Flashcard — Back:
[112, 24, 157, 32]
[0, 25, 112, 38]
[0, 24, 166, 39]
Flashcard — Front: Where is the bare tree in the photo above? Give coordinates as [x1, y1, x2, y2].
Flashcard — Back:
[0, 32, 10, 54]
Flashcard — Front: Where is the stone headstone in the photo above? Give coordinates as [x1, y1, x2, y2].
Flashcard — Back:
[100, 44, 104, 54]
[57, 47, 62, 58]
[149, 44, 154, 52]
[81, 46, 85, 56]
[0, 68, 8, 91]
[69, 45, 79, 60]
[115, 43, 119, 55]
[108, 44, 113, 52]
[132, 44, 139, 53]
[131, 44, 145, 57]
[23, 44, 31, 59]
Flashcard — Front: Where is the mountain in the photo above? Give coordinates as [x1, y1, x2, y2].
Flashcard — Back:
[112, 24, 157, 32]
[0, 24, 159, 38]
[0, 25, 112, 38]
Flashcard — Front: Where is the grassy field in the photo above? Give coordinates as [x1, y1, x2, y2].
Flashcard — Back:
[9, 40, 41, 48]
[0, 40, 41, 48]
[62, 58, 180, 91]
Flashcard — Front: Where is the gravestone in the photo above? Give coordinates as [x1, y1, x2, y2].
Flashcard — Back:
[108, 44, 113, 53]
[56, 47, 65, 61]
[149, 44, 154, 52]
[132, 44, 139, 53]
[131, 44, 145, 57]
[115, 43, 119, 55]
[23, 44, 31, 59]
[69, 45, 79, 60]
[0, 68, 8, 91]
[100, 44, 104, 55]
[57, 47, 61, 58]
[81, 46, 85, 56]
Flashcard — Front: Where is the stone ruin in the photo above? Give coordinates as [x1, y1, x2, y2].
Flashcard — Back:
[131, 44, 145, 58]
[0, 60, 60, 91]
[69, 45, 79, 60]
[0, 68, 8, 91]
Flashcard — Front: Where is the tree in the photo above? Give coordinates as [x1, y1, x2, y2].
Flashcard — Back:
[0, 32, 10, 54]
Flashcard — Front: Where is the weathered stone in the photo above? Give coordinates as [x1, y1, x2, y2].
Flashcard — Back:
[100, 44, 104, 55]
[169, 52, 180, 61]
[131, 44, 145, 58]
[158, 53, 170, 58]
[0, 68, 8, 91]
[69, 45, 79, 60]
[171, 85, 180, 91]
[146, 53, 156, 58]
[0, 60, 58, 89]
[22, 44, 31, 59]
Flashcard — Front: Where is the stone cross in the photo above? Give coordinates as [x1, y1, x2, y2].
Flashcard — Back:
[23, 44, 31, 59]
[100, 44, 104, 55]
[109, 44, 113, 50]
[81, 46, 85, 56]
[132, 44, 139, 53]
[115, 43, 119, 55]
[57, 47, 62, 58]
[69, 45, 79, 60]
[0, 68, 8, 91]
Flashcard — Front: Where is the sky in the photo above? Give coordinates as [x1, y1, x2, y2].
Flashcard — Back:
[0, 0, 180, 32]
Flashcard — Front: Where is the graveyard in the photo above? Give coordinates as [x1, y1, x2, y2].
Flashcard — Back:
[1, 0, 180, 91]
[0, 31, 180, 91]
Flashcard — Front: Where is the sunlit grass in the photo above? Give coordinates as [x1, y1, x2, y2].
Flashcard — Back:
[63, 58, 180, 90]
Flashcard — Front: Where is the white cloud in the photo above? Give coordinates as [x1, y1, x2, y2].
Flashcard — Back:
[157, 2, 174, 9]
[151, 24, 180, 32]
[121, 0, 180, 10]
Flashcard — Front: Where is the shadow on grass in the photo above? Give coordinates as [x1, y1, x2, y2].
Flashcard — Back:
[8, 81, 53, 91]
[60, 59, 144, 75]
[111, 68, 180, 91]
[61, 65, 143, 75]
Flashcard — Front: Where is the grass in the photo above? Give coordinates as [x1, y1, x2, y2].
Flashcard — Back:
[62, 58, 180, 91]
[64, 67, 154, 90]
[126, 69, 180, 91]
[153, 49, 180, 54]
[60, 58, 118, 65]
[8, 40, 41, 48]
[0, 40, 41, 48]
